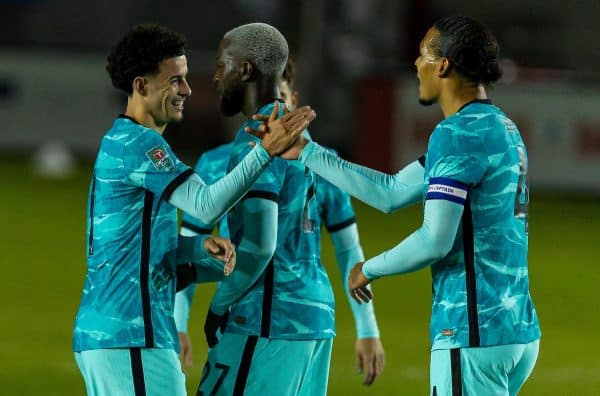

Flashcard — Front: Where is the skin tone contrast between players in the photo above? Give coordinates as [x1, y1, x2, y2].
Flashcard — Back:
[73, 16, 540, 396]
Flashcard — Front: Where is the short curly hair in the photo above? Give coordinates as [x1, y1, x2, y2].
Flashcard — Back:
[106, 24, 187, 94]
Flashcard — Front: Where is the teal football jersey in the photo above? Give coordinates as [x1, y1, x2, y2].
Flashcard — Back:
[224, 101, 336, 340]
[316, 149, 357, 233]
[73, 115, 193, 352]
[424, 100, 540, 350]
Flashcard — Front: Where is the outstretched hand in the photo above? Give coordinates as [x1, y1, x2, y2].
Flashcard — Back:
[245, 101, 314, 159]
[348, 262, 373, 304]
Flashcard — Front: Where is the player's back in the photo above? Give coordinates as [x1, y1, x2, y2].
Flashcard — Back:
[224, 102, 335, 340]
[425, 101, 540, 350]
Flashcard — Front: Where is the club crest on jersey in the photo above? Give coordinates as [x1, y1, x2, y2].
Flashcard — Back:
[146, 145, 175, 172]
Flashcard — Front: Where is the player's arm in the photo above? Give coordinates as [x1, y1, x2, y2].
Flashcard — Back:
[297, 142, 425, 213]
[331, 224, 380, 338]
[349, 125, 488, 297]
[330, 223, 385, 385]
[204, 196, 278, 347]
[175, 233, 235, 291]
[168, 104, 315, 224]
[320, 179, 381, 338]
[174, 282, 197, 368]
[167, 148, 270, 225]
[360, 198, 463, 282]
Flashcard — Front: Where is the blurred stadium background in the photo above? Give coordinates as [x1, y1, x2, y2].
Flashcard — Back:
[1, 0, 599, 395]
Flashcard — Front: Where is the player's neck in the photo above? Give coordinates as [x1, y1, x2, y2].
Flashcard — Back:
[439, 83, 487, 118]
[124, 100, 167, 134]
[242, 79, 280, 118]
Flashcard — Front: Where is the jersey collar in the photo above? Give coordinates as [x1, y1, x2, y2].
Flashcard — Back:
[457, 99, 492, 113]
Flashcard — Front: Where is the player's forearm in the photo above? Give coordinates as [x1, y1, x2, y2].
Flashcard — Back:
[209, 244, 274, 315]
[174, 284, 197, 333]
[169, 145, 272, 224]
[209, 199, 278, 315]
[299, 141, 424, 213]
[362, 200, 464, 279]
[176, 234, 210, 263]
[332, 225, 380, 338]
[176, 235, 230, 283]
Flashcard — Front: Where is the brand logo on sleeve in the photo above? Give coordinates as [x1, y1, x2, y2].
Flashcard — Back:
[146, 145, 175, 172]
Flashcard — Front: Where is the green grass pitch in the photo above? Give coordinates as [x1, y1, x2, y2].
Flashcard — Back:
[1, 159, 598, 395]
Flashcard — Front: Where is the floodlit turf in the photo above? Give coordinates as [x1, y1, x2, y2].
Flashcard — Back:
[1, 159, 598, 395]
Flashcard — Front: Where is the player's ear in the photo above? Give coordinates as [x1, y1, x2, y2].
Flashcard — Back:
[437, 57, 451, 78]
[291, 91, 299, 109]
[133, 76, 147, 96]
[240, 61, 253, 82]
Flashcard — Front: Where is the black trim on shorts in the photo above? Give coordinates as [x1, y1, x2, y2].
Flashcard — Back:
[129, 348, 147, 396]
[141, 191, 154, 347]
[326, 217, 356, 233]
[418, 154, 427, 167]
[181, 220, 213, 235]
[161, 168, 195, 202]
[242, 190, 279, 203]
[233, 336, 259, 396]
[260, 260, 275, 337]
[450, 348, 462, 396]
[462, 193, 480, 347]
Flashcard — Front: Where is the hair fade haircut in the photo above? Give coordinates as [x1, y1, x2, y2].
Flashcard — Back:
[224, 23, 289, 78]
[432, 16, 502, 85]
[106, 24, 187, 95]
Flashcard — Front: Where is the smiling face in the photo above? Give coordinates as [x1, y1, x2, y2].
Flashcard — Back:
[142, 55, 191, 126]
[415, 27, 443, 106]
[213, 38, 246, 116]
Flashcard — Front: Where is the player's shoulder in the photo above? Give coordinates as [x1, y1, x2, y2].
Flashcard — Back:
[104, 116, 165, 150]
[447, 101, 509, 135]
[431, 104, 498, 147]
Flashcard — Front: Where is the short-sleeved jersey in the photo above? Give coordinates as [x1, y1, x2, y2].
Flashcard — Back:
[224, 102, 335, 340]
[315, 148, 357, 233]
[73, 115, 194, 352]
[180, 143, 232, 238]
[423, 100, 540, 350]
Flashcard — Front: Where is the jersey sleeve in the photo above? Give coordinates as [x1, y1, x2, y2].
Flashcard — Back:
[122, 130, 192, 200]
[180, 153, 219, 236]
[317, 176, 356, 233]
[299, 141, 424, 213]
[229, 131, 285, 201]
[425, 123, 488, 205]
